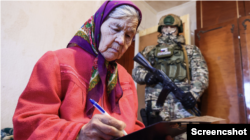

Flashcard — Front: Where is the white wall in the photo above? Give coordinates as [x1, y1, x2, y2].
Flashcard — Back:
[133, 1, 158, 31]
[1, 1, 157, 128]
[157, 1, 197, 45]
[1, 1, 106, 129]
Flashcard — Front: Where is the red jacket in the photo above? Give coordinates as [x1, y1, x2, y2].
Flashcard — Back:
[13, 46, 145, 140]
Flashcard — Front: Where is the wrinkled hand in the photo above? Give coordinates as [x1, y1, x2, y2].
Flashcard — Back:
[145, 73, 159, 85]
[77, 114, 126, 140]
[181, 92, 196, 109]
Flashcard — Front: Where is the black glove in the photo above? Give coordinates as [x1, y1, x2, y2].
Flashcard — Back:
[181, 92, 197, 109]
[145, 73, 159, 85]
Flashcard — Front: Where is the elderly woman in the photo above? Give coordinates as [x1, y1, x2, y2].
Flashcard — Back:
[13, 1, 144, 140]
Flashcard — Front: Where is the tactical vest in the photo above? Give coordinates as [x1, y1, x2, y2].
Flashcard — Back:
[150, 43, 187, 82]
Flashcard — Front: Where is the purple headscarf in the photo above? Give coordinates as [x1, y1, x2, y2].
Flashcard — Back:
[68, 0, 142, 118]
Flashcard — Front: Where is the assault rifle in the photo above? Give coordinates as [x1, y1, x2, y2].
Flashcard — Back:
[133, 53, 201, 117]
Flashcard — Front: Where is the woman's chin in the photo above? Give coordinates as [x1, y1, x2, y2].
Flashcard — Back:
[100, 50, 123, 62]
[101, 52, 119, 61]
[104, 55, 117, 62]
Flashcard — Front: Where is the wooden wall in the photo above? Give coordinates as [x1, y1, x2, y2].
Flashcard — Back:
[195, 19, 243, 123]
[196, 1, 250, 123]
[196, 1, 250, 29]
[239, 15, 250, 124]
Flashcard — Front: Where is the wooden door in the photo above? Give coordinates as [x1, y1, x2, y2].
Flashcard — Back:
[244, 1, 250, 16]
[195, 19, 245, 123]
[116, 41, 135, 75]
[196, 1, 247, 29]
[239, 15, 250, 123]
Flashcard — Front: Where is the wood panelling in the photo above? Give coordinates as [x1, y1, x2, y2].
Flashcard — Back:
[196, 1, 201, 29]
[203, 1, 237, 28]
[195, 19, 243, 123]
[238, 1, 246, 18]
[139, 32, 159, 52]
[116, 42, 135, 75]
[197, 1, 245, 29]
[245, 1, 250, 16]
[239, 15, 250, 123]
[137, 84, 145, 122]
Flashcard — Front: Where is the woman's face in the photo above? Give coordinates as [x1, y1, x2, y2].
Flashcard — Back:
[99, 17, 138, 61]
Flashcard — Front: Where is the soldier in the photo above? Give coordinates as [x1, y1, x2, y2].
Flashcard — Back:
[132, 14, 209, 140]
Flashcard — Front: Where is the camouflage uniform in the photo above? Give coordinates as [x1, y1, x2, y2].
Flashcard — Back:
[132, 35, 209, 140]
[1, 128, 13, 140]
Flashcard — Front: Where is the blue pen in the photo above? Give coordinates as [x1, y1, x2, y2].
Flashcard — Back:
[90, 98, 127, 135]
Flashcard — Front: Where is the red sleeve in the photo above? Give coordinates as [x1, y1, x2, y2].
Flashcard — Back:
[130, 75, 145, 131]
[12, 51, 83, 140]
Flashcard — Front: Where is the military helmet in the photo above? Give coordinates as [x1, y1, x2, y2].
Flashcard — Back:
[158, 14, 183, 33]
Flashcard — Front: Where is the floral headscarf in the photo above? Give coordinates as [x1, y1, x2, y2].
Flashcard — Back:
[68, 0, 142, 118]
